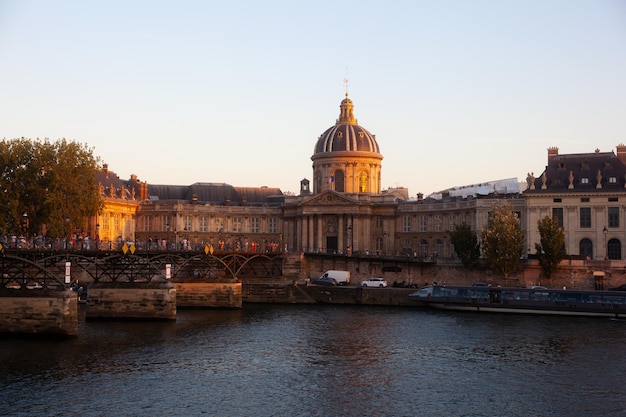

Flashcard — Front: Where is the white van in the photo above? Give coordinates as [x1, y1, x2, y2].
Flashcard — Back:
[320, 270, 350, 286]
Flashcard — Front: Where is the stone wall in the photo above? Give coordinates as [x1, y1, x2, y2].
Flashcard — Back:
[87, 282, 176, 320]
[0, 290, 78, 336]
[176, 282, 242, 308]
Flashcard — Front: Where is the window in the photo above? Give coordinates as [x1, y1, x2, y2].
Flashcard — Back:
[608, 239, 621, 260]
[448, 214, 454, 231]
[162, 215, 170, 231]
[581, 197, 590, 203]
[435, 215, 442, 232]
[579, 238, 593, 259]
[552, 208, 563, 228]
[403, 216, 411, 232]
[268, 218, 277, 233]
[143, 215, 151, 232]
[581, 178, 589, 184]
[251, 217, 259, 233]
[580, 207, 591, 228]
[199, 216, 207, 232]
[375, 216, 383, 228]
[553, 198, 562, 203]
[419, 216, 427, 232]
[233, 217, 242, 232]
[334, 170, 345, 192]
[609, 177, 617, 184]
[608, 207, 619, 228]
[184, 215, 192, 232]
[358, 172, 368, 193]
[102, 213, 110, 231]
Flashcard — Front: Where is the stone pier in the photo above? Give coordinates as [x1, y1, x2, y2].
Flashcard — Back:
[0, 289, 78, 336]
[86, 282, 176, 320]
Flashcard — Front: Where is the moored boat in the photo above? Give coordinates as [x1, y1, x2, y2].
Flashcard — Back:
[409, 285, 626, 318]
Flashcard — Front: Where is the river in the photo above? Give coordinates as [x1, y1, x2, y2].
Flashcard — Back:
[0, 304, 624, 417]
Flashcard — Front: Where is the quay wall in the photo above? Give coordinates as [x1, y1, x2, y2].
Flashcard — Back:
[0, 290, 78, 336]
[294, 254, 625, 290]
[87, 282, 176, 320]
[175, 282, 242, 308]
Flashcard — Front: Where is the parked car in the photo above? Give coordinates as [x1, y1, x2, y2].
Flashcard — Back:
[360, 277, 388, 288]
[609, 284, 626, 291]
[531, 286, 547, 290]
[311, 276, 338, 286]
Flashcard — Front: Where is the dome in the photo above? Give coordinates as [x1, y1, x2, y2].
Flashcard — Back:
[313, 95, 381, 155]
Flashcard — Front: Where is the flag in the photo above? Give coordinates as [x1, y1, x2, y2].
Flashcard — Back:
[327, 176, 334, 184]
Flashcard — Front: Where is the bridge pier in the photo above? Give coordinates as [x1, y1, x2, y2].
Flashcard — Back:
[0, 289, 78, 336]
[86, 282, 176, 320]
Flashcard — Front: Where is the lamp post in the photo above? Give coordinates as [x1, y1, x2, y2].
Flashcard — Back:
[603, 225, 608, 260]
[96, 223, 100, 250]
[65, 214, 70, 250]
[21, 212, 29, 249]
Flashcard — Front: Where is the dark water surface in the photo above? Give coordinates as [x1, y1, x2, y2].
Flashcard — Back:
[0, 304, 624, 417]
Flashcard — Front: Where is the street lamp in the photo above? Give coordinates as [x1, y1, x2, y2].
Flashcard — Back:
[22, 212, 29, 248]
[603, 225, 608, 260]
[65, 214, 70, 249]
[96, 223, 100, 250]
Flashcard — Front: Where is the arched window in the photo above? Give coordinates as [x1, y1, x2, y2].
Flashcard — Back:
[358, 171, 368, 193]
[608, 238, 621, 260]
[579, 238, 593, 259]
[334, 170, 345, 192]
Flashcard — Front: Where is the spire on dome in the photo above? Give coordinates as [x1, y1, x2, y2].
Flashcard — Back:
[337, 94, 357, 125]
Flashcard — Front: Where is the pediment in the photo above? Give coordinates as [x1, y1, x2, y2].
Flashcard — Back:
[299, 191, 358, 207]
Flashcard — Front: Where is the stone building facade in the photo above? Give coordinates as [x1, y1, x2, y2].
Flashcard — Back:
[524, 145, 626, 260]
[95, 95, 624, 263]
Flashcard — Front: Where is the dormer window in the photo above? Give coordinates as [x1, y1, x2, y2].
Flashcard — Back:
[609, 176, 617, 184]
[581, 177, 589, 184]
[358, 132, 364, 138]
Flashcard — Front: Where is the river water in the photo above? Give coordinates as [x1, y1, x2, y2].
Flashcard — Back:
[0, 304, 624, 417]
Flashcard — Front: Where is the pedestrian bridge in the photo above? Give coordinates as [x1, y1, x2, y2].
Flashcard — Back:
[0, 248, 284, 290]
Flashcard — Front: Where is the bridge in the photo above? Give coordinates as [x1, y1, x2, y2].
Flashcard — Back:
[0, 247, 285, 290]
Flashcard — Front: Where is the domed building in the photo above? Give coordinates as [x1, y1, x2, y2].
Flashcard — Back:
[283, 95, 408, 256]
[312, 94, 383, 194]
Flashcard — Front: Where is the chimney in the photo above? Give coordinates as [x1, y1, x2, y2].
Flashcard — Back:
[103, 163, 109, 177]
[416, 192, 423, 203]
[547, 147, 559, 161]
[616, 143, 626, 164]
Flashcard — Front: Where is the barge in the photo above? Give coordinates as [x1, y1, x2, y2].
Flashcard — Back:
[409, 285, 626, 318]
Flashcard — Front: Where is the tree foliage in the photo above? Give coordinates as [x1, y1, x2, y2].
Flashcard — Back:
[535, 215, 566, 280]
[480, 202, 525, 278]
[448, 222, 480, 268]
[0, 138, 103, 238]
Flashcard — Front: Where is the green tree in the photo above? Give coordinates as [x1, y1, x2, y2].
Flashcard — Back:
[0, 138, 103, 239]
[448, 222, 480, 268]
[535, 215, 566, 280]
[480, 201, 525, 278]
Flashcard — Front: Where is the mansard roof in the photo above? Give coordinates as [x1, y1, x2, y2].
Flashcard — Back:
[525, 148, 626, 193]
[147, 182, 284, 206]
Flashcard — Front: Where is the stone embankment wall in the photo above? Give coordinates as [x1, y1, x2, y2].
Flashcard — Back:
[0, 290, 78, 336]
[289, 254, 625, 291]
[175, 282, 242, 308]
[87, 282, 176, 320]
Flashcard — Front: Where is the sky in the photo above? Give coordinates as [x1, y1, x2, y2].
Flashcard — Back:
[1, 1, 625, 197]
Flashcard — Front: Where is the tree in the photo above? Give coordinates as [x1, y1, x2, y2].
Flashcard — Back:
[0, 138, 103, 239]
[480, 202, 525, 278]
[448, 222, 480, 268]
[535, 215, 566, 280]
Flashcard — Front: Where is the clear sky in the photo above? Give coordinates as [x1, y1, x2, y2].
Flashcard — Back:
[1, 1, 625, 197]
